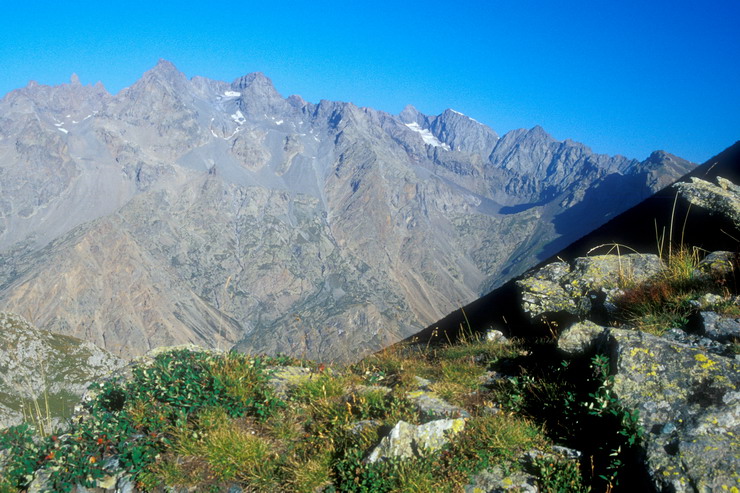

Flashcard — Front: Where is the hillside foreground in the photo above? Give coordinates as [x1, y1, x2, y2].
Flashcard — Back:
[0, 179, 738, 492]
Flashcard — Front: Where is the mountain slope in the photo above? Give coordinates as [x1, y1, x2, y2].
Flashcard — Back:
[0, 311, 124, 429]
[0, 60, 693, 361]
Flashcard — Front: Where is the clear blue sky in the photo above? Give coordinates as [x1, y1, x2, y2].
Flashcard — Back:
[1, 0, 738, 163]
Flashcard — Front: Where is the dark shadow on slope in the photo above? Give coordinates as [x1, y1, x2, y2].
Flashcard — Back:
[402, 141, 740, 347]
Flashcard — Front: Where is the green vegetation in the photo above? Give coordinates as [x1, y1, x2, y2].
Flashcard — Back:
[8, 244, 738, 491]
[0, 331, 637, 492]
[614, 247, 738, 335]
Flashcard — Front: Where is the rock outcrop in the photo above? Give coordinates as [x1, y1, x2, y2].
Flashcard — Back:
[675, 176, 740, 229]
[0, 312, 124, 429]
[513, 239, 740, 490]
[365, 418, 467, 463]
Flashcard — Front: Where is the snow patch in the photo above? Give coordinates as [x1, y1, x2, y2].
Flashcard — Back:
[58, 128, 68, 134]
[223, 129, 240, 140]
[275, 120, 284, 125]
[83, 114, 92, 120]
[449, 109, 478, 123]
[404, 122, 450, 150]
[224, 91, 241, 97]
[231, 111, 246, 125]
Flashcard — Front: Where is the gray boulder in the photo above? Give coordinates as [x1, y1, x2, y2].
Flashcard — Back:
[700, 311, 740, 344]
[692, 250, 736, 281]
[609, 328, 740, 492]
[517, 254, 663, 324]
[675, 176, 740, 229]
[365, 418, 466, 463]
[557, 320, 608, 357]
[516, 261, 578, 321]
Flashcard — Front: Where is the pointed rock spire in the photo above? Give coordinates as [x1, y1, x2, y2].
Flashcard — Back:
[399, 104, 422, 124]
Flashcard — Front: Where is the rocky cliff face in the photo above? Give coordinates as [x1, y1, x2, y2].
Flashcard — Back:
[0, 312, 124, 429]
[0, 60, 693, 361]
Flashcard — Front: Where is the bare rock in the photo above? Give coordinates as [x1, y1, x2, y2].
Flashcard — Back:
[609, 329, 740, 492]
[700, 311, 740, 344]
[365, 418, 466, 463]
[464, 465, 538, 492]
[693, 250, 736, 281]
[405, 389, 471, 420]
[557, 320, 608, 357]
[675, 176, 740, 229]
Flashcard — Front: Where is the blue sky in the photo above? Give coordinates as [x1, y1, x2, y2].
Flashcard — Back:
[1, 0, 738, 163]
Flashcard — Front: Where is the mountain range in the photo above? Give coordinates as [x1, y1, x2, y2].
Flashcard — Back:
[0, 60, 693, 361]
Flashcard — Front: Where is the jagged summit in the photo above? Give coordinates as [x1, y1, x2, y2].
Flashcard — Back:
[399, 104, 422, 123]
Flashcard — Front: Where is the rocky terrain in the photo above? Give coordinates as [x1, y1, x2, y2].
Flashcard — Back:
[0, 312, 124, 429]
[1, 176, 738, 492]
[0, 60, 692, 361]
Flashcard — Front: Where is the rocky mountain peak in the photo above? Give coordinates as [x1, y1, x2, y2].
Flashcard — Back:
[0, 63, 697, 364]
[231, 72, 280, 97]
[429, 108, 499, 154]
[399, 104, 422, 124]
[139, 59, 188, 86]
[524, 125, 551, 141]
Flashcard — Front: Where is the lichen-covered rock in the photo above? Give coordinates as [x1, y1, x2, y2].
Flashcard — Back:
[516, 261, 578, 321]
[700, 311, 740, 344]
[566, 254, 664, 293]
[517, 254, 663, 324]
[557, 320, 608, 357]
[365, 418, 466, 463]
[609, 329, 740, 492]
[464, 465, 538, 492]
[266, 366, 315, 398]
[692, 250, 736, 281]
[405, 389, 471, 419]
[688, 292, 726, 310]
[675, 176, 740, 229]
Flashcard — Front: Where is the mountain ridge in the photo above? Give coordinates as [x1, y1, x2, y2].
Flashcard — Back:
[0, 60, 693, 361]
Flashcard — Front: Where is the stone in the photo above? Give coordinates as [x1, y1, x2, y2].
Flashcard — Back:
[566, 254, 664, 293]
[675, 176, 740, 230]
[551, 445, 582, 460]
[464, 465, 538, 492]
[557, 320, 608, 357]
[266, 366, 315, 398]
[405, 389, 471, 420]
[700, 311, 740, 344]
[485, 329, 507, 343]
[412, 376, 432, 390]
[609, 328, 740, 492]
[688, 292, 725, 310]
[365, 418, 466, 463]
[516, 254, 664, 324]
[693, 251, 736, 281]
[516, 276, 578, 322]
